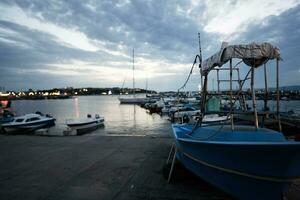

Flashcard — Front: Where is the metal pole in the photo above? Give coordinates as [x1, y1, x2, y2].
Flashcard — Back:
[264, 63, 268, 111]
[133, 49, 135, 97]
[276, 58, 282, 132]
[217, 69, 220, 93]
[200, 75, 208, 126]
[229, 59, 234, 131]
[198, 33, 203, 90]
[261, 63, 268, 127]
[237, 68, 246, 111]
[167, 145, 177, 183]
[166, 143, 175, 164]
[251, 66, 259, 129]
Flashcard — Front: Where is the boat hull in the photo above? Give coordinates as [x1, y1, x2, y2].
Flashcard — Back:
[172, 124, 300, 200]
[118, 97, 153, 104]
[66, 118, 104, 135]
[3, 119, 55, 134]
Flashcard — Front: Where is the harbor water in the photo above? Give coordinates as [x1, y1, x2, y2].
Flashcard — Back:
[9, 95, 169, 136]
[8, 95, 300, 136]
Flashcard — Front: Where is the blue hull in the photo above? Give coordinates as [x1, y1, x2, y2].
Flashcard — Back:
[172, 124, 300, 200]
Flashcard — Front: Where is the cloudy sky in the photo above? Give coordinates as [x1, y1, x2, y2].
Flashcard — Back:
[0, 0, 299, 91]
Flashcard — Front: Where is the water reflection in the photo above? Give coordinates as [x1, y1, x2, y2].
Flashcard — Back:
[74, 97, 80, 118]
[10, 95, 168, 135]
[133, 104, 136, 129]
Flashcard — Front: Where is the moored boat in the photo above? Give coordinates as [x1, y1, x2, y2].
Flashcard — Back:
[118, 96, 149, 104]
[172, 124, 300, 200]
[170, 41, 300, 199]
[2, 113, 55, 133]
[65, 114, 104, 135]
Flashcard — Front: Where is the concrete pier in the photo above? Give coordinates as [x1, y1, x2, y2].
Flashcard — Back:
[0, 133, 298, 200]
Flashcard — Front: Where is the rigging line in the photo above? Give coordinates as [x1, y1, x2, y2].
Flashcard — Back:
[177, 55, 201, 92]
[233, 60, 243, 69]
[121, 77, 126, 89]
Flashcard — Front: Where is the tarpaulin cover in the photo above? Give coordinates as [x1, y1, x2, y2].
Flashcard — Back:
[202, 42, 280, 75]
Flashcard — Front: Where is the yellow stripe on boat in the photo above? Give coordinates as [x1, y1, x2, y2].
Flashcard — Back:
[183, 152, 300, 182]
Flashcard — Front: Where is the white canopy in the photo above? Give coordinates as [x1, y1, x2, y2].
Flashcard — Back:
[201, 42, 280, 75]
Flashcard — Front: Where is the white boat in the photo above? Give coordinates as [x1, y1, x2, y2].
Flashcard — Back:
[65, 114, 104, 135]
[202, 114, 228, 123]
[119, 49, 151, 105]
[2, 113, 55, 133]
[118, 96, 148, 104]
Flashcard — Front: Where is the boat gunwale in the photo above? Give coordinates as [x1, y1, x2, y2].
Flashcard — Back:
[171, 124, 300, 145]
[176, 137, 300, 145]
[2, 117, 55, 127]
[66, 118, 104, 127]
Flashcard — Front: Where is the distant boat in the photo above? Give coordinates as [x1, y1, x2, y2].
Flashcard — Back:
[170, 42, 300, 199]
[118, 49, 150, 104]
[2, 113, 55, 133]
[65, 114, 104, 135]
[118, 96, 149, 104]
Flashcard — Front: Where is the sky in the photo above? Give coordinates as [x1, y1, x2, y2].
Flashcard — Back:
[0, 0, 299, 91]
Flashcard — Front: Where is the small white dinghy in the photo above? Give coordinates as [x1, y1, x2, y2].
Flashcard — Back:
[65, 114, 104, 135]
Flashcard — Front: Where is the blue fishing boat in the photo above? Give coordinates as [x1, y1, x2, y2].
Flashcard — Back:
[172, 124, 300, 199]
[170, 41, 300, 199]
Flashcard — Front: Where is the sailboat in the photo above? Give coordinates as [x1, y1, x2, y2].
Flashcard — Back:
[170, 42, 300, 199]
[118, 49, 149, 104]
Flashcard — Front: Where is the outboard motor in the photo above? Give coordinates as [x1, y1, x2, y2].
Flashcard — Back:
[95, 114, 100, 119]
[36, 111, 43, 115]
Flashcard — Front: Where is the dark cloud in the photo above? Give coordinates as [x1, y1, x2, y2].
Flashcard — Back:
[6, 0, 205, 60]
[230, 4, 300, 87]
[0, 0, 299, 91]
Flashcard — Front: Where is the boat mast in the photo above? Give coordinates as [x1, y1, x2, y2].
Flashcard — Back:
[229, 59, 234, 130]
[120, 78, 126, 95]
[276, 58, 282, 132]
[198, 32, 206, 126]
[198, 33, 203, 89]
[132, 48, 135, 97]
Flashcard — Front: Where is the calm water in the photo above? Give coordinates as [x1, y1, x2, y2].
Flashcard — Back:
[9, 96, 300, 136]
[247, 100, 300, 113]
[10, 95, 170, 136]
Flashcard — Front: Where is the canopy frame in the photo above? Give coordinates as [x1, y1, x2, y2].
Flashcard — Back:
[198, 42, 282, 132]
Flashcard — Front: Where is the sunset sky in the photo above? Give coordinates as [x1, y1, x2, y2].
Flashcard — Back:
[0, 0, 299, 91]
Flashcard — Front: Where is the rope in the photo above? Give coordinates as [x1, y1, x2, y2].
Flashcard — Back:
[187, 113, 230, 138]
[183, 152, 300, 182]
[177, 55, 201, 92]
